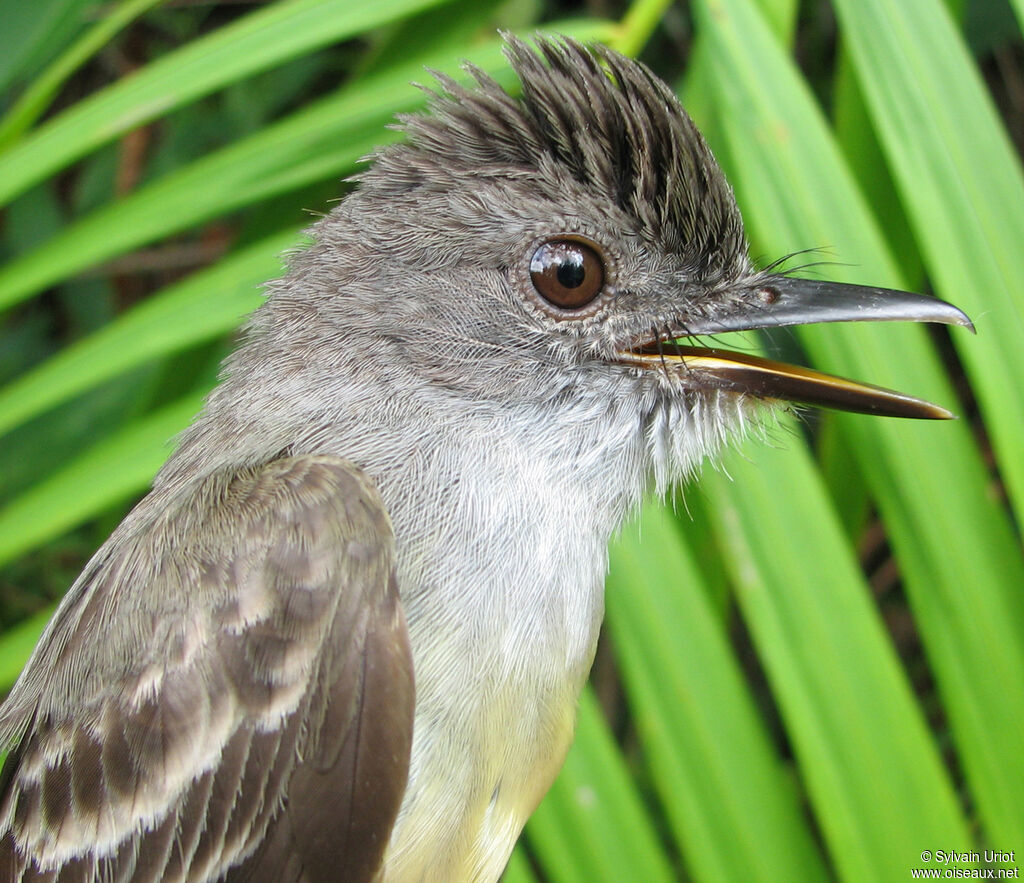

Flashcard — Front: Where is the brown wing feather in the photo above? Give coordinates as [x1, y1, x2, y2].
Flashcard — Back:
[0, 455, 414, 882]
[275, 572, 413, 883]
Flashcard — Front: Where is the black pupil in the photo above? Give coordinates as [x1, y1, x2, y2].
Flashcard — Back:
[556, 255, 586, 289]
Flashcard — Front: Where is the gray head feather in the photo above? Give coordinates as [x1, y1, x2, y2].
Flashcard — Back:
[161, 35, 756, 498]
[366, 36, 747, 279]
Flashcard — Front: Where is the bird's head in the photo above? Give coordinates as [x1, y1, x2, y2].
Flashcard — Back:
[237, 35, 970, 487]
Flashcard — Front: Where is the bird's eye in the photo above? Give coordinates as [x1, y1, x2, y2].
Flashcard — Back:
[529, 238, 605, 310]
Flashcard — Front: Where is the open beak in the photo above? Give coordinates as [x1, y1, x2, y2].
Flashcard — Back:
[618, 275, 974, 419]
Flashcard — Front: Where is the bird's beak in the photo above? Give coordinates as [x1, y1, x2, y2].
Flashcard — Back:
[618, 275, 974, 419]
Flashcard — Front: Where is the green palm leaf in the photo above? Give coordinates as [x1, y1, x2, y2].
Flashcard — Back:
[1, 2, 1019, 879]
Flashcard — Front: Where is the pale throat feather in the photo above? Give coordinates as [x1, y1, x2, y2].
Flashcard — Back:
[363, 388, 735, 880]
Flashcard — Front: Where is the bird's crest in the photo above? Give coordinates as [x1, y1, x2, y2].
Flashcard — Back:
[366, 36, 746, 277]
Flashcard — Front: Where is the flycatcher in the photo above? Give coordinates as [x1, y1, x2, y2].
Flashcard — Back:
[0, 36, 971, 882]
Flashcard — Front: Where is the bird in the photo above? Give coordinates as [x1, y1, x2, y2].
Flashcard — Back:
[0, 35, 972, 883]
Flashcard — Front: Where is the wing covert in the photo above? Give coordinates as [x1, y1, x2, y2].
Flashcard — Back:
[0, 455, 414, 882]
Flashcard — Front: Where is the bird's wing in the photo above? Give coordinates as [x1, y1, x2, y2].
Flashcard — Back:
[0, 454, 414, 883]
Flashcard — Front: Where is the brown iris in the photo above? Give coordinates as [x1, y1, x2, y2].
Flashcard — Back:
[529, 238, 605, 310]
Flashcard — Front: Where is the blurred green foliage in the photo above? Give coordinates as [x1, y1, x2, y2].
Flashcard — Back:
[0, 0, 1021, 880]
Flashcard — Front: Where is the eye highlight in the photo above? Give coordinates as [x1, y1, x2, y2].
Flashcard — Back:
[529, 238, 605, 310]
